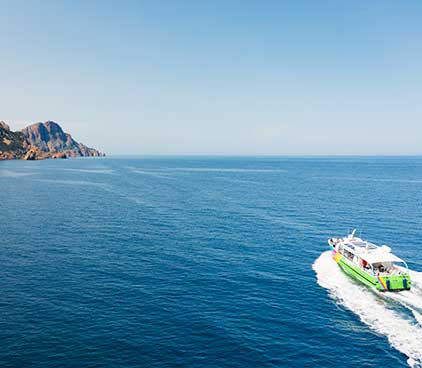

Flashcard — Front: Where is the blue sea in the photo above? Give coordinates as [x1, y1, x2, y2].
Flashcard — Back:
[1, 156, 422, 367]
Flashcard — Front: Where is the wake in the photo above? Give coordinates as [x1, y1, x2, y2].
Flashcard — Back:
[313, 251, 422, 367]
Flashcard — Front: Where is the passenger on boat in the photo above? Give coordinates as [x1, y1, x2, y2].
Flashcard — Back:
[374, 264, 386, 275]
[360, 259, 371, 271]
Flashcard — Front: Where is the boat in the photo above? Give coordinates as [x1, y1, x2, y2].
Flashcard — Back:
[328, 230, 411, 291]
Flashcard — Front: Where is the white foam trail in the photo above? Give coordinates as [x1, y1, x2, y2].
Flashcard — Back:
[386, 290, 422, 312]
[313, 251, 422, 367]
[313, 176, 422, 184]
[0, 170, 34, 177]
[412, 310, 422, 326]
[62, 168, 114, 174]
[164, 167, 287, 173]
[410, 270, 422, 291]
[35, 179, 110, 188]
[126, 167, 172, 179]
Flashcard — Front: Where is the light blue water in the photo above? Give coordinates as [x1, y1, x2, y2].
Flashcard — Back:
[1, 156, 422, 367]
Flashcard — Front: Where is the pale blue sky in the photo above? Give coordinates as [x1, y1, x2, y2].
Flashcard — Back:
[1, 1, 421, 155]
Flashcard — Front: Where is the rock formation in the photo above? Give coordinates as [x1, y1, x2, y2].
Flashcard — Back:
[21, 121, 104, 158]
[0, 121, 29, 159]
[0, 120, 104, 160]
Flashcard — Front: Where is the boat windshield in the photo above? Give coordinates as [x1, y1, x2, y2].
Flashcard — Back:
[365, 242, 378, 250]
[349, 240, 377, 249]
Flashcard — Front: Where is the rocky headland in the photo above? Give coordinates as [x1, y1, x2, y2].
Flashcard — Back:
[0, 120, 104, 160]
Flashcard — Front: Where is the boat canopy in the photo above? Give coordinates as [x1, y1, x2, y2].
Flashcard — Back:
[361, 251, 405, 264]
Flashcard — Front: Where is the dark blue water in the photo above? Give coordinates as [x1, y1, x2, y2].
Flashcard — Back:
[1, 157, 422, 367]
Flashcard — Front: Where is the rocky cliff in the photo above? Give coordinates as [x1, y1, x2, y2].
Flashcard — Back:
[0, 120, 104, 160]
[21, 121, 104, 158]
[0, 121, 29, 159]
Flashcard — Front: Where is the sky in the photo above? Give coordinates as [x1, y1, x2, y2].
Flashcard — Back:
[1, 0, 422, 155]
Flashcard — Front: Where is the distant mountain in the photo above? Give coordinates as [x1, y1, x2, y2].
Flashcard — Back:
[0, 120, 104, 160]
[21, 121, 104, 158]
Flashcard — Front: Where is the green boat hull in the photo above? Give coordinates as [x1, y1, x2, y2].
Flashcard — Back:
[332, 249, 411, 291]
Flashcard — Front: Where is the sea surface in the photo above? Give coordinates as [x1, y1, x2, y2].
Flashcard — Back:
[1, 156, 422, 367]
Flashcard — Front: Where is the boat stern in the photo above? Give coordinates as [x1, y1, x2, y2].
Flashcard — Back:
[376, 274, 411, 291]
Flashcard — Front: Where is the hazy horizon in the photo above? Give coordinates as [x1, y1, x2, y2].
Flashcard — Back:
[2, 1, 422, 156]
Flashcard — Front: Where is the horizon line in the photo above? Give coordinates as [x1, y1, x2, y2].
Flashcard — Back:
[102, 153, 422, 158]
